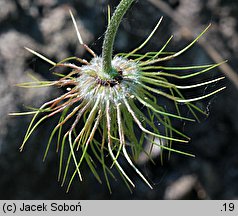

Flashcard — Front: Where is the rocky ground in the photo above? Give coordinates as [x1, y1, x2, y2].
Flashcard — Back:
[0, 0, 238, 199]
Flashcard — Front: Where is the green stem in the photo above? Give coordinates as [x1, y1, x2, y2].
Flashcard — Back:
[102, 0, 135, 78]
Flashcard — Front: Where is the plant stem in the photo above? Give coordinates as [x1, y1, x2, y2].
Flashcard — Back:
[102, 0, 135, 78]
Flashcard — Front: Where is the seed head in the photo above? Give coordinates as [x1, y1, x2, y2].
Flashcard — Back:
[11, 9, 225, 193]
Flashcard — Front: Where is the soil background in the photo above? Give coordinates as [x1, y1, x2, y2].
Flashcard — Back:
[0, 0, 238, 199]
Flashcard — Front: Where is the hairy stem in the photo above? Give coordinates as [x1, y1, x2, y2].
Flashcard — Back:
[102, 0, 135, 78]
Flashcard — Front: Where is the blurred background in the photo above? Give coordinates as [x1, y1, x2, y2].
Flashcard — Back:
[0, 0, 238, 199]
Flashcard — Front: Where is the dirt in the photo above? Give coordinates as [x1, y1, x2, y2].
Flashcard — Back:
[0, 0, 237, 199]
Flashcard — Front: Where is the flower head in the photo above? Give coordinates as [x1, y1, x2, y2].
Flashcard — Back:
[11, 6, 225, 193]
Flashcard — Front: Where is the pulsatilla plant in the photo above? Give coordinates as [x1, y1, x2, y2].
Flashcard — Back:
[11, 0, 225, 192]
